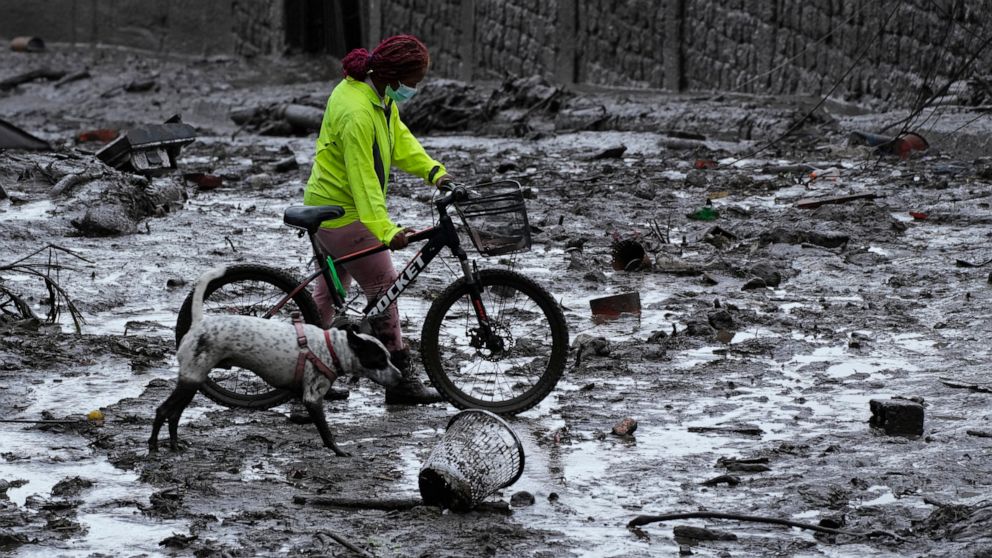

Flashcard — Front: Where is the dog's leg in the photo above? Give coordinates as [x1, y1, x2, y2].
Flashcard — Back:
[303, 397, 350, 457]
[149, 380, 199, 452]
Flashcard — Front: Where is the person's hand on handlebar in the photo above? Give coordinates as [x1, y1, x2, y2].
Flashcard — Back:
[435, 174, 457, 190]
[389, 227, 415, 251]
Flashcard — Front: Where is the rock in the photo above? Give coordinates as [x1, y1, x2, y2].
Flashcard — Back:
[806, 230, 849, 248]
[707, 309, 734, 330]
[273, 155, 299, 172]
[611, 417, 638, 436]
[685, 320, 713, 337]
[573, 334, 610, 357]
[684, 169, 707, 187]
[741, 277, 767, 290]
[749, 263, 782, 287]
[510, 491, 535, 507]
[71, 205, 138, 236]
[51, 476, 94, 497]
[673, 525, 738, 542]
[869, 398, 924, 437]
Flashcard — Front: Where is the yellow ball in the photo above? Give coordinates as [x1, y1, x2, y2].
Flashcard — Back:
[87, 410, 105, 422]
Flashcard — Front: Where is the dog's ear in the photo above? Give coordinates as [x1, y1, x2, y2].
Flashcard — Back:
[346, 328, 362, 345]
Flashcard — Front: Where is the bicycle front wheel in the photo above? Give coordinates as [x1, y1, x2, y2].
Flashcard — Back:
[175, 264, 321, 409]
[421, 269, 569, 415]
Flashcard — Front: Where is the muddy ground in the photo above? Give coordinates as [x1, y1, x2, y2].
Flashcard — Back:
[2, 45, 992, 557]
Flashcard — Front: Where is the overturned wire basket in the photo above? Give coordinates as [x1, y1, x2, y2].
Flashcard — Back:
[418, 409, 526, 511]
[454, 180, 531, 256]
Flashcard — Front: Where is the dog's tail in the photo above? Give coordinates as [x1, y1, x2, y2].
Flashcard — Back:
[190, 265, 228, 325]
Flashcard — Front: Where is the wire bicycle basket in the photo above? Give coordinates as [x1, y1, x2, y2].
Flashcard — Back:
[418, 409, 526, 511]
[454, 180, 531, 256]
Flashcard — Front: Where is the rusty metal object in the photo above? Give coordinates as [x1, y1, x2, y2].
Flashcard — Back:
[589, 292, 641, 321]
[611, 239, 650, 271]
[10, 36, 45, 52]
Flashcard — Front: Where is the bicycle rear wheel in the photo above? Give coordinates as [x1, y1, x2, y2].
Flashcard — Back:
[175, 264, 321, 409]
[421, 269, 569, 415]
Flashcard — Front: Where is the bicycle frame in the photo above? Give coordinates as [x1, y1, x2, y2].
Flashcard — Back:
[268, 194, 489, 329]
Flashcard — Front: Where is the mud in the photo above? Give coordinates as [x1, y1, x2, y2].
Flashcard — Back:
[3, 45, 992, 557]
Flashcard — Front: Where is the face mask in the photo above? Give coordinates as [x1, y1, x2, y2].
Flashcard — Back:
[385, 83, 417, 103]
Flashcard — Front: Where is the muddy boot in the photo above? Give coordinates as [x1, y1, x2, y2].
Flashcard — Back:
[384, 349, 443, 405]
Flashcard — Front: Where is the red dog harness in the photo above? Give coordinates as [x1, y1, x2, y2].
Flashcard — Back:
[292, 313, 342, 388]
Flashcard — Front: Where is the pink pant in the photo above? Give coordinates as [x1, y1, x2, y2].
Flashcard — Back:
[312, 221, 404, 352]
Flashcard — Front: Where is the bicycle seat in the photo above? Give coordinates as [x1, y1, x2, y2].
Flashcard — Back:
[284, 205, 345, 233]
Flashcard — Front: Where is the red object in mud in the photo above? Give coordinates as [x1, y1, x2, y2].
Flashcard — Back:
[183, 173, 223, 190]
[909, 211, 928, 220]
[891, 132, 928, 160]
[77, 129, 119, 143]
[611, 417, 638, 436]
[589, 292, 641, 321]
[694, 159, 718, 170]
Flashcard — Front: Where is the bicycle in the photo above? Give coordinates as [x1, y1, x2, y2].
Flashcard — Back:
[175, 180, 569, 416]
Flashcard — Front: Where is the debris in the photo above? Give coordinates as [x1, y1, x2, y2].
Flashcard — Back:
[0, 119, 51, 150]
[294, 495, 509, 514]
[694, 159, 718, 170]
[627, 511, 904, 540]
[869, 398, 924, 437]
[10, 36, 45, 52]
[954, 257, 992, 268]
[418, 410, 525, 511]
[687, 201, 719, 221]
[673, 525, 738, 542]
[316, 530, 376, 558]
[77, 129, 119, 143]
[888, 132, 929, 159]
[700, 475, 741, 487]
[611, 238, 650, 271]
[589, 292, 641, 321]
[808, 167, 840, 182]
[795, 193, 877, 209]
[687, 424, 763, 436]
[850, 130, 929, 159]
[909, 211, 928, 220]
[124, 78, 157, 93]
[183, 173, 223, 191]
[718, 456, 770, 473]
[0, 67, 66, 90]
[586, 144, 627, 161]
[611, 417, 638, 436]
[96, 117, 196, 176]
[849, 131, 893, 147]
[53, 69, 91, 88]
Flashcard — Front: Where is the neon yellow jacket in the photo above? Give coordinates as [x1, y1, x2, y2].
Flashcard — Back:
[304, 77, 447, 244]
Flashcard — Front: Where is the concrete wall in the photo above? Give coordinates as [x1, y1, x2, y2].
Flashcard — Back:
[2, 0, 989, 106]
[0, 0, 280, 57]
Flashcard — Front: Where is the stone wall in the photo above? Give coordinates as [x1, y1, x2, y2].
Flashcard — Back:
[2, 0, 990, 106]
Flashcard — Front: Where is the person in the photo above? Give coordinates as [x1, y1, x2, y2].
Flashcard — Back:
[302, 34, 452, 406]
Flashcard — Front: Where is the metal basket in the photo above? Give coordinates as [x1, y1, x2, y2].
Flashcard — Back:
[453, 180, 531, 256]
[418, 409, 526, 511]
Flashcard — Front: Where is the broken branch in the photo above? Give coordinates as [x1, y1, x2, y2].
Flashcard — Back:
[627, 511, 905, 541]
